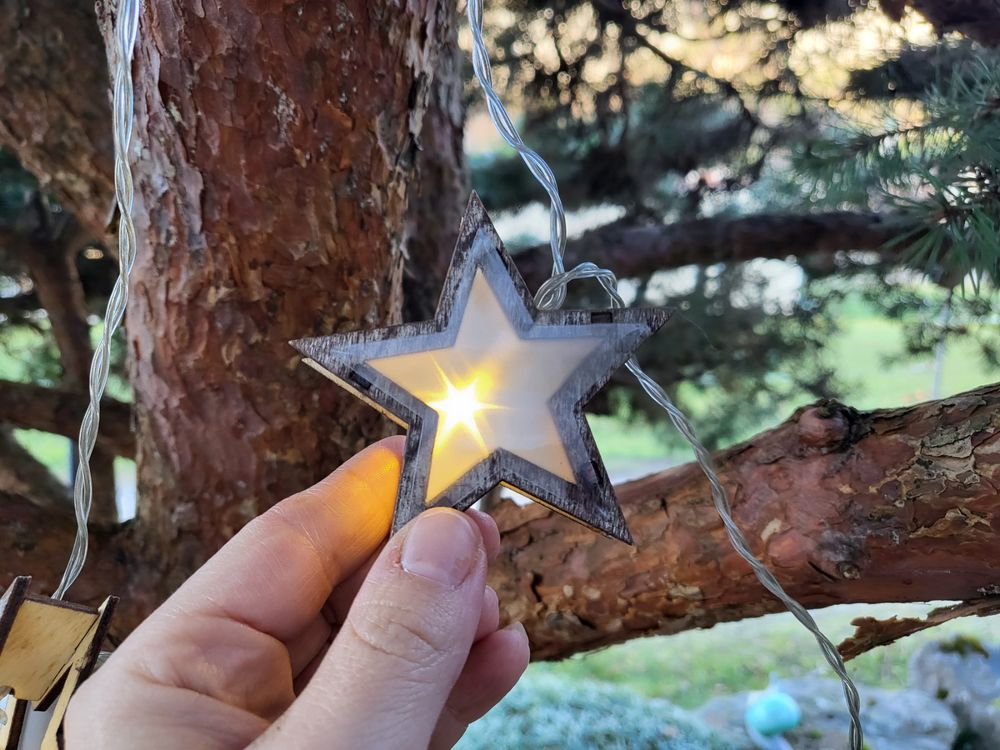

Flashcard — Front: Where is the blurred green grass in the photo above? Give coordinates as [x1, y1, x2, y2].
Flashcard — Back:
[592, 297, 996, 464]
[829, 298, 992, 411]
[13, 429, 71, 482]
[532, 604, 1000, 709]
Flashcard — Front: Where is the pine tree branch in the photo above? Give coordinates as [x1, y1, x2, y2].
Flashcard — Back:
[0, 380, 133, 458]
[492, 382, 1000, 661]
[11, 216, 95, 395]
[0, 426, 71, 513]
[839, 599, 1000, 660]
[12, 381, 998, 648]
[516, 211, 913, 289]
[880, 0, 1000, 46]
[591, 0, 759, 128]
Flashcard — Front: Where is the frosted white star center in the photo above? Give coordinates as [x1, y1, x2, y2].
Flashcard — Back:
[368, 270, 601, 500]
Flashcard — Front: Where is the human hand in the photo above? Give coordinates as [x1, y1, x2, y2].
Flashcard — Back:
[64, 437, 529, 749]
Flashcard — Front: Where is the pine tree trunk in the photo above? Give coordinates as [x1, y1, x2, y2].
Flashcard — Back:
[402, 14, 468, 322]
[106, 0, 454, 616]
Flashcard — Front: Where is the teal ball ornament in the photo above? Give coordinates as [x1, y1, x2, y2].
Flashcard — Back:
[745, 691, 802, 737]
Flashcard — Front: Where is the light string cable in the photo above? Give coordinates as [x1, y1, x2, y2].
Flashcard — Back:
[53, 0, 142, 600]
[466, 2, 863, 747]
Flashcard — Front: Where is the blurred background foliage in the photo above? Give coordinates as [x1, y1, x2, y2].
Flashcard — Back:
[463, 0, 997, 452]
[457, 672, 742, 749]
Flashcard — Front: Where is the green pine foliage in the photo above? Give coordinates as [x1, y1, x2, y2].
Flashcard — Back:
[799, 52, 1000, 289]
[465, 3, 997, 444]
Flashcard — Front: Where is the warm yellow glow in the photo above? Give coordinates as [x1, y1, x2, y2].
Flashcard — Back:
[368, 270, 602, 502]
[428, 377, 494, 443]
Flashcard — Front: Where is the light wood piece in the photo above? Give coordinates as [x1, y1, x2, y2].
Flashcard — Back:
[0, 577, 116, 749]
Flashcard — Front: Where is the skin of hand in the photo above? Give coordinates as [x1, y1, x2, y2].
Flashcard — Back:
[63, 437, 530, 749]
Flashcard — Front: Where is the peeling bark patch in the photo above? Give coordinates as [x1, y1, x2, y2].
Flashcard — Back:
[911, 506, 992, 538]
[760, 518, 783, 542]
[839, 598, 1000, 660]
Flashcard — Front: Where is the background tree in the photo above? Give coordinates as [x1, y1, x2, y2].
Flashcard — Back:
[473, 0, 999, 443]
[0, 0, 997, 658]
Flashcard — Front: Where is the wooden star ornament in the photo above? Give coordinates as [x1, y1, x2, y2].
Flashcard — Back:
[292, 195, 669, 543]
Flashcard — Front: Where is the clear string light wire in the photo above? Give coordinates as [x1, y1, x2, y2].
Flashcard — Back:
[53, 0, 142, 600]
[466, 1, 863, 747]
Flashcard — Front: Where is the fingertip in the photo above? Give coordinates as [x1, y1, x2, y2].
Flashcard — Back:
[475, 586, 500, 641]
[300, 437, 406, 533]
[498, 621, 530, 672]
[465, 507, 501, 560]
[399, 507, 486, 586]
[166, 439, 408, 645]
[305, 437, 402, 501]
[280, 506, 490, 748]
[345, 435, 407, 492]
[439, 621, 530, 729]
[373, 434, 406, 461]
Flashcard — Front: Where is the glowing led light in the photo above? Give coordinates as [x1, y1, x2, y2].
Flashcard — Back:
[428, 377, 493, 439]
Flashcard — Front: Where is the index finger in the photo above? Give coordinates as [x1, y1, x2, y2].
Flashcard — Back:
[156, 436, 405, 642]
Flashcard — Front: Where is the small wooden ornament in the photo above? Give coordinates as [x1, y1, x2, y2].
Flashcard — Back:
[0, 577, 116, 750]
[293, 194, 669, 543]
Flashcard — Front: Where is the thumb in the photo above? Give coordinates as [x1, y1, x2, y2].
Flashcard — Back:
[256, 508, 488, 749]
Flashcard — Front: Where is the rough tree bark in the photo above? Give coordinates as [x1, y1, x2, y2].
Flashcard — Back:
[101, 0, 455, 613]
[491, 383, 1000, 659]
[402, 8, 468, 322]
[0, 489, 127, 611]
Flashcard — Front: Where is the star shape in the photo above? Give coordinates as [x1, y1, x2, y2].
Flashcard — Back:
[292, 194, 669, 543]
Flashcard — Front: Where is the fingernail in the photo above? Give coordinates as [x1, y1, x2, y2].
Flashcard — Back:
[505, 621, 526, 636]
[402, 509, 479, 585]
[484, 585, 498, 606]
[466, 507, 491, 525]
[503, 621, 528, 643]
